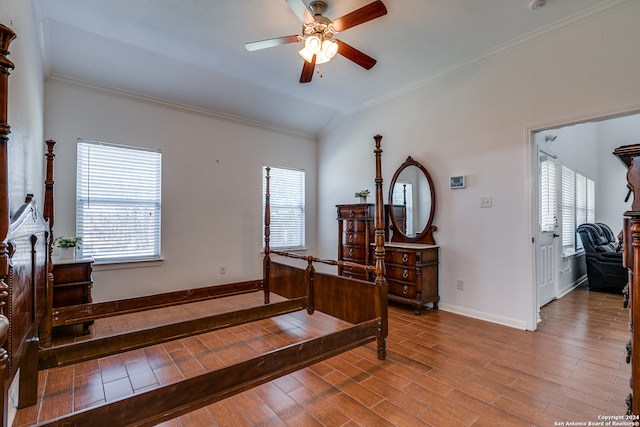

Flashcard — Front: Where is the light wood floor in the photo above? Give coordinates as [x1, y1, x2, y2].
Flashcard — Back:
[14, 284, 631, 426]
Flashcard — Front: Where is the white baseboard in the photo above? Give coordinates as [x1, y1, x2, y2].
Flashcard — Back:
[438, 303, 528, 330]
[558, 275, 587, 299]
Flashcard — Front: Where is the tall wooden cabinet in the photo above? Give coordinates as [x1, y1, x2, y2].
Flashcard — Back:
[336, 203, 375, 281]
[613, 144, 639, 415]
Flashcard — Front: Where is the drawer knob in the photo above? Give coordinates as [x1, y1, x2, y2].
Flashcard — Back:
[349, 210, 354, 217]
[349, 248, 354, 257]
[348, 222, 353, 230]
[402, 253, 409, 263]
[403, 269, 409, 279]
[402, 285, 409, 295]
[348, 235, 353, 243]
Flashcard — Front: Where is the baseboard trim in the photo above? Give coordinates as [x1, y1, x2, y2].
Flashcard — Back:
[438, 303, 528, 331]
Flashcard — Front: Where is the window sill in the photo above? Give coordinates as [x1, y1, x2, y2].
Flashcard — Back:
[92, 257, 164, 271]
[563, 250, 584, 258]
[261, 247, 308, 254]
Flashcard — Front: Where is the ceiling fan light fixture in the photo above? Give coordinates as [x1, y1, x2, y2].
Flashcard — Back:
[298, 47, 314, 63]
[322, 39, 338, 59]
[304, 35, 322, 54]
[299, 36, 337, 64]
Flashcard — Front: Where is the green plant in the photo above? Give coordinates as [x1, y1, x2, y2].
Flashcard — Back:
[355, 189, 370, 198]
[53, 236, 82, 248]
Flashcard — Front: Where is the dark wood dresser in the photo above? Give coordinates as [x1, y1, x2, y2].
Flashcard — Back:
[52, 257, 94, 334]
[336, 203, 375, 281]
[383, 242, 439, 314]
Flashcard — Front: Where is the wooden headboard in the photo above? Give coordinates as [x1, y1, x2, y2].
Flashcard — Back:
[0, 23, 49, 425]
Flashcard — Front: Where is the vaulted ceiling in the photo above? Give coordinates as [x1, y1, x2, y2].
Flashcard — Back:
[33, 0, 609, 136]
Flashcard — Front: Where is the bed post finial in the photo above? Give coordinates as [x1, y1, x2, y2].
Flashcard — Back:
[0, 23, 16, 422]
[373, 134, 388, 360]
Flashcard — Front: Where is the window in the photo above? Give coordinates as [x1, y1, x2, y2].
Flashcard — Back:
[561, 164, 595, 254]
[262, 166, 305, 250]
[76, 140, 162, 263]
[539, 157, 557, 233]
[391, 182, 414, 236]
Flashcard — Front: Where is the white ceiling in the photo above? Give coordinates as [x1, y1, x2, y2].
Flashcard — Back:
[32, 0, 609, 136]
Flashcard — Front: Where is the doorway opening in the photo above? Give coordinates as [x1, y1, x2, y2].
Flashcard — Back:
[532, 111, 640, 325]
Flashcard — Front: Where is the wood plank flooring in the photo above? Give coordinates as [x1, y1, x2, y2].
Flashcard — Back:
[14, 284, 631, 426]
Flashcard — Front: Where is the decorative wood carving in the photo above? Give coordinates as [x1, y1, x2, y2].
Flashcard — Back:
[0, 23, 16, 425]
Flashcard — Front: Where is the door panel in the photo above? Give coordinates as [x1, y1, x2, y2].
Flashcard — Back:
[537, 148, 560, 308]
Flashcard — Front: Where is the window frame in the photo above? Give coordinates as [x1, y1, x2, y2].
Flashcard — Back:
[262, 165, 306, 251]
[76, 139, 162, 264]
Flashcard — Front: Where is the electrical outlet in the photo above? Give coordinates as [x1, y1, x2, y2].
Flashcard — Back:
[219, 265, 226, 274]
[457, 279, 464, 290]
[480, 196, 492, 208]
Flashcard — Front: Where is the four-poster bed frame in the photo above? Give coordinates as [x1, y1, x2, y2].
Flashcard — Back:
[0, 22, 388, 426]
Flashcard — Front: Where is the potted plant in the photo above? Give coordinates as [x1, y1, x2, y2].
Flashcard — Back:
[355, 189, 370, 203]
[53, 236, 82, 259]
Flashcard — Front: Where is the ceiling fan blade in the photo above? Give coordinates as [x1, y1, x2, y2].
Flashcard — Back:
[336, 40, 377, 70]
[332, 0, 387, 33]
[285, 0, 313, 22]
[300, 54, 316, 83]
[245, 35, 301, 51]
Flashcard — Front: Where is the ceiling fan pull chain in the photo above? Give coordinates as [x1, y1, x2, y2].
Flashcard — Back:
[316, 66, 323, 78]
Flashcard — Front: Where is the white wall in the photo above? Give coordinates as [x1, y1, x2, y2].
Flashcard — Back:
[44, 79, 317, 301]
[317, 2, 640, 330]
[2, 0, 44, 214]
[597, 114, 640, 230]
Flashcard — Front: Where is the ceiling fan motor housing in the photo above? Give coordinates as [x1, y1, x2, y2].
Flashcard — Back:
[309, 1, 328, 16]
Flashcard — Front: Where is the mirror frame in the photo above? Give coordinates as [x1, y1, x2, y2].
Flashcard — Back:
[388, 156, 437, 244]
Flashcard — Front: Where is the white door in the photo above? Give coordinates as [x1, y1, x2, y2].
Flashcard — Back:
[537, 149, 560, 309]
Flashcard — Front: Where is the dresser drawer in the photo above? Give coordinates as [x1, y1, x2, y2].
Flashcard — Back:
[388, 280, 417, 299]
[341, 245, 367, 262]
[384, 248, 416, 265]
[342, 231, 368, 245]
[337, 206, 373, 219]
[342, 219, 371, 233]
[386, 264, 416, 282]
[342, 265, 368, 280]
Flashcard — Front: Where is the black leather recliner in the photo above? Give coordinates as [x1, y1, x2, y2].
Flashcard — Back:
[576, 223, 628, 293]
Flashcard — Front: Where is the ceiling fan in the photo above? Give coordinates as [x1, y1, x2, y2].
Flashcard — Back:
[245, 0, 387, 83]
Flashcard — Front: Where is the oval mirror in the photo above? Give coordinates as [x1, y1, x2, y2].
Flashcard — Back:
[388, 156, 437, 244]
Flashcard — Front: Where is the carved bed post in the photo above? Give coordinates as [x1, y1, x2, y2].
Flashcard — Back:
[0, 23, 16, 426]
[373, 134, 388, 360]
[40, 140, 56, 348]
[262, 166, 271, 304]
[624, 153, 640, 415]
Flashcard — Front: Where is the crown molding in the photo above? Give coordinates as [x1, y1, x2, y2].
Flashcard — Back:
[46, 75, 317, 141]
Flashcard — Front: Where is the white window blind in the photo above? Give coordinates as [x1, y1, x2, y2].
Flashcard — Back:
[560, 164, 595, 255]
[586, 178, 595, 223]
[539, 157, 557, 233]
[262, 166, 305, 249]
[76, 140, 162, 262]
[561, 165, 575, 253]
